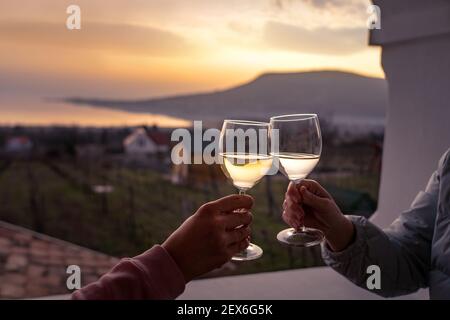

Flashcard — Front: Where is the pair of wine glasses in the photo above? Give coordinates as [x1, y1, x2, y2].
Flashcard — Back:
[218, 114, 323, 261]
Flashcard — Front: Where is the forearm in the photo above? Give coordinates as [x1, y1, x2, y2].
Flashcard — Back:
[322, 215, 429, 298]
[72, 245, 185, 300]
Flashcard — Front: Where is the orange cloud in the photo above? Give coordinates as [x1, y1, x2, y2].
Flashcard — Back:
[0, 20, 193, 57]
[264, 21, 367, 55]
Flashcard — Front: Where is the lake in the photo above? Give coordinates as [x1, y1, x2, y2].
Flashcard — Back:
[0, 96, 190, 127]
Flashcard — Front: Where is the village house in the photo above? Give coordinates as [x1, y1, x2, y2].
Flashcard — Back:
[122, 127, 171, 170]
[170, 135, 225, 187]
[4, 136, 33, 155]
[123, 128, 169, 156]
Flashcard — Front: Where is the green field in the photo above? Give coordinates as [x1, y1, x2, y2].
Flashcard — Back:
[0, 158, 378, 277]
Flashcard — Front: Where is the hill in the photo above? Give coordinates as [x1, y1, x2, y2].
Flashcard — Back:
[66, 71, 388, 127]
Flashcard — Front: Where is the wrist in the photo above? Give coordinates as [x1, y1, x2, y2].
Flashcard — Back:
[324, 215, 355, 252]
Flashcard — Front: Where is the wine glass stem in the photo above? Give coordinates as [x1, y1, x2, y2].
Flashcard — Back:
[293, 179, 306, 233]
[237, 188, 248, 257]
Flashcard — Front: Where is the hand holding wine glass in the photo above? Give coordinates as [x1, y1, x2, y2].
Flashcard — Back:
[162, 194, 254, 281]
[283, 179, 355, 252]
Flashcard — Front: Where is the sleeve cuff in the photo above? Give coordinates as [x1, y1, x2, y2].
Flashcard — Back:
[133, 245, 186, 299]
[321, 215, 369, 265]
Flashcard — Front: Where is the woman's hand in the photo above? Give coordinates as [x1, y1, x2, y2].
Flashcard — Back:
[162, 194, 253, 282]
[283, 180, 355, 252]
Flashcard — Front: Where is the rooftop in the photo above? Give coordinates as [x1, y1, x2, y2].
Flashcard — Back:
[0, 220, 118, 299]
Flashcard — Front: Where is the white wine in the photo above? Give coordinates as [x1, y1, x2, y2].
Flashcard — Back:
[219, 152, 273, 190]
[274, 152, 319, 181]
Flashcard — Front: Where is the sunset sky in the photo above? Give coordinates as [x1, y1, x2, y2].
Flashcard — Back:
[0, 0, 383, 125]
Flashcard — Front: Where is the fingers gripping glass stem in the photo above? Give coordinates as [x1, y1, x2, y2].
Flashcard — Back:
[231, 189, 263, 261]
[276, 179, 324, 247]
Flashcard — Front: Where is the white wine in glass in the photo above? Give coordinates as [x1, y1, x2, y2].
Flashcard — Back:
[277, 153, 320, 181]
[220, 153, 273, 191]
[270, 114, 324, 247]
[219, 120, 272, 261]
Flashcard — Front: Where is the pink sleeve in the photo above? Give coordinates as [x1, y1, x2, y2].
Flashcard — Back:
[71, 245, 186, 300]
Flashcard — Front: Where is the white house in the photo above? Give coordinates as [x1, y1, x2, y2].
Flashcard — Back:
[170, 135, 220, 185]
[123, 128, 168, 156]
[4, 136, 33, 154]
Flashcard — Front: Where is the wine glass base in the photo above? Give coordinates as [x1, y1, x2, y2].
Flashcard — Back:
[231, 243, 263, 261]
[277, 228, 324, 247]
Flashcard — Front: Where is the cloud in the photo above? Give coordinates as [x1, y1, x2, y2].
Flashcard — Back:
[264, 21, 367, 55]
[274, 0, 367, 10]
[305, 0, 368, 15]
[271, 0, 368, 20]
[0, 20, 193, 57]
[303, 0, 342, 8]
[271, 0, 287, 10]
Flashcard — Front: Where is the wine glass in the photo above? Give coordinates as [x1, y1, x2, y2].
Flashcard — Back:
[270, 114, 324, 247]
[218, 120, 273, 261]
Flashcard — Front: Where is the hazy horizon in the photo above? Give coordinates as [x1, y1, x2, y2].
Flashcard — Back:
[0, 69, 386, 128]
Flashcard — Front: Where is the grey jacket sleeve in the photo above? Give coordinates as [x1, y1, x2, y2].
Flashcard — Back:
[321, 150, 449, 298]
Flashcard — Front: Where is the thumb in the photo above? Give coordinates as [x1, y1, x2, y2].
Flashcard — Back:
[300, 186, 328, 211]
